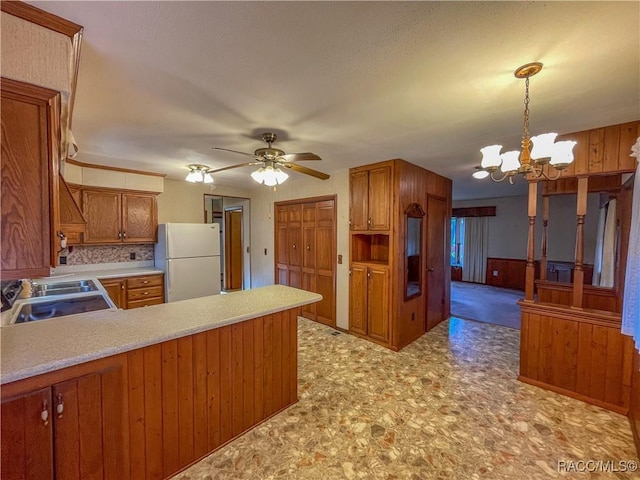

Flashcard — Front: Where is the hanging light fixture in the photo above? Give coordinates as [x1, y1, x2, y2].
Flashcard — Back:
[185, 164, 214, 184]
[251, 161, 289, 186]
[472, 63, 576, 184]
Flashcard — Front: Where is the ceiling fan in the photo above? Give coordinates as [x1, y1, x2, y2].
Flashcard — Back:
[209, 132, 330, 186]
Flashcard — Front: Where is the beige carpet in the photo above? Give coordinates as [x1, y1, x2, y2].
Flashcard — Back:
[172, 317, 637, 479]
[450, 281, 523, 329]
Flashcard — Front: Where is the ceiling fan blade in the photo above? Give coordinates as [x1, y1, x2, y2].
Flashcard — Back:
[212, 147, 256, 157]
[281, 162, 330, 180]
[207, 162, 261, 174]
[278, 152, 321, 162]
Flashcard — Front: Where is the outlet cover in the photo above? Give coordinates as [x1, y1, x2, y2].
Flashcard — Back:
[59, 256, 67, 265]
[493, 270, 499, 276]
[130, 252, 136, 260]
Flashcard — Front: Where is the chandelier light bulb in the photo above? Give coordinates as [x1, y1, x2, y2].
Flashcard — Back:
[530, 132, 558, 160]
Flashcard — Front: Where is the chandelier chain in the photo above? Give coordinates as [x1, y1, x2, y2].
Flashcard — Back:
[523, 76, 531, 140]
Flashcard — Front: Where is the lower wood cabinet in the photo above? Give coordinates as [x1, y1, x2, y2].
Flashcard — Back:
[1, 356, 129, 480]
[349, 263, 390, 344]
[99, 273, 164, 310]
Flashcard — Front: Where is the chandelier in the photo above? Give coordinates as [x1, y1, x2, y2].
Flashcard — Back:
[185, 164, 214, 184]
[472, 63, 576, 184]
[250, 161, 289, 186]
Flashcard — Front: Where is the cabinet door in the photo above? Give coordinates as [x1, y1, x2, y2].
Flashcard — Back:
[53, 366, 129, 480]
[122, 193, 157, 243]
[349, 265, 368, 335]
[301, 272, 317, 320]
[99, 278, 126, 309]
[287, 205, 302, 288]
[349, 171, 369, 230]
[1, 388, 54, 480]
[367, 266, 390, 343]
[368, 166, 391, 230]
[82, 190, 121, 244]
[1, 79, 58, 279]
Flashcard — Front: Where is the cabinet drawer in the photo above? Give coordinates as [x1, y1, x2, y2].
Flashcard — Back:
[127, 274, 163, 289]
[127, 285, 163, 301]
[126, 297, 165, 309]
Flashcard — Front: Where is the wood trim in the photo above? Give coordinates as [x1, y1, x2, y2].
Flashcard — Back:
[518, 375, 628, 415]
[0, 77, 59, 99]
[274, 194, 337, 207]
[451, 206, 496, 217]
[68, 184, 160, 197]
[1, 1, 82, 38]
[518, 300, 621, 328]
[66, 159, 167, 177]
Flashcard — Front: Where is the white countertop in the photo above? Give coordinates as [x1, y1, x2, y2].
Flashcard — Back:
[50, 265, 164, 281]
[0, 285, 321, 385]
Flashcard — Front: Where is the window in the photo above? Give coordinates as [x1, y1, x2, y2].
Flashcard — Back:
[451, 217, 464, 266]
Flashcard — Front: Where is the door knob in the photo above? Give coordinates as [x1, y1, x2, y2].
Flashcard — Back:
[427, 267, 434, 272]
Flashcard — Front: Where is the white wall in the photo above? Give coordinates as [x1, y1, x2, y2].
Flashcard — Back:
[453, 193, 600, 263]
[158, 179, 251, 223]
[249, 169, 350, 329]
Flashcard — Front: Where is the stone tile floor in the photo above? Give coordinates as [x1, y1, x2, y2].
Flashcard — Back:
[173, 317, 638, 479]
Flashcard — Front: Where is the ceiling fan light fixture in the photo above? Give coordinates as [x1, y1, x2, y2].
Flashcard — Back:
[185, 164, 211, 183]
[251, 164, 289, 186]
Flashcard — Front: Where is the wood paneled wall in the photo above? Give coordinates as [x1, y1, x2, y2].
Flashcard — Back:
[485, 257, 534, 291]
[127, 309, 298, 479]
[519, 303, 634, 414]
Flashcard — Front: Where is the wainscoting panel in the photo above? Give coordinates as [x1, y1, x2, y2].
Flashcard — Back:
[519, 302, 633, 414]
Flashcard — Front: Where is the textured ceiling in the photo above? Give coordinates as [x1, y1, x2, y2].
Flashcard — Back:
[28, 1, 640, 200]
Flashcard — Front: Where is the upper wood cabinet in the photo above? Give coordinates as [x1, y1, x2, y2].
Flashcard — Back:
[349, 165, 391, 231]
[1, 78, 60, 279]
[82, 189, 157, 244]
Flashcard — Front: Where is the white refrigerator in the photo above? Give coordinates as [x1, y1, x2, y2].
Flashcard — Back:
[155, 223, 221, 302]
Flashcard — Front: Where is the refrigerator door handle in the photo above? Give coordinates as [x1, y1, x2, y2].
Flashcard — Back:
[167, 259, 172, 294]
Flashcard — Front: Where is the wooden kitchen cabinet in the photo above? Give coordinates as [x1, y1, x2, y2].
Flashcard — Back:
[349, 159, 451, 351]
[99, 273, 165, 310]
[349, 165, 391, 231]
[99, 277, 126, 309]
[0, 356, 129, 480]
[348, 264, 389, 343]
[82, 188, 157, 245]
[0, 78, 60, 280]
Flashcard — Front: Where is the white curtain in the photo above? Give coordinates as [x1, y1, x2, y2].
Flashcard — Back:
[462, 217, 489, 283]
[592, 206, 606, 286]
[600, 199, 617, 288]
[622, 154, 640, 349]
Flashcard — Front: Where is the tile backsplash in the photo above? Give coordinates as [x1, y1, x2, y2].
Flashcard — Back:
[60, 244, 154, 265]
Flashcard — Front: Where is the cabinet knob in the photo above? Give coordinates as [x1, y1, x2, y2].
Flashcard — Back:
[367, 218, 372, 226]
[143, 291, 149, 295]
[292, 244, 297, 250]
[117, 231, 122, 239]
[427, 267, 434, 272]
[121, 284, 125, 290]
[142, 280, 149, 284]
[367, 272, 371, 278]
[122, 231, 127, 239]
[56, 394, 64, 418]
[41, 400, 49, 426]
[306, 245, 310, 250]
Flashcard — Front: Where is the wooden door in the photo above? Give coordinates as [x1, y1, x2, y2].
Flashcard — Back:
[426, 196, 447, 331]
[224, 209, 243, 290]
[1, 387, 54, 480]
[349, 265, 368, 335]
[275, 205, 289, 285]
[315, 200, 336, 327]
[367, 266, 390, 343]
[349, 171, 369, 230]
[1, 78, 59, 279]
[99, 278, 126, 309]
[286, 205, 302, 288]
[82, 190, 121, 244]
[122, 193, 156, 243]
[53, 367, 129, 480]
[368, 166, 391, 230]
[301, 204, 317, 320]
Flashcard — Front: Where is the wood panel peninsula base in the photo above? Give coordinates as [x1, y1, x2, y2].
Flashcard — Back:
[0, 285, 321, 480]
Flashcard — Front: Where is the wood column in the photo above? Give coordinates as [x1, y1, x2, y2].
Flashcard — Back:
[572, 177, 588, 308]
[540, 195, 549, 281]
[525, 181, 538, 301]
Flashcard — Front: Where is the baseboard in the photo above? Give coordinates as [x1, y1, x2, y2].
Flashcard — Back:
[518, 375, 629, 416]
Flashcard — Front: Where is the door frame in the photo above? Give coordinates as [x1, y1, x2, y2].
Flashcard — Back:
[224, 206, 244, 291]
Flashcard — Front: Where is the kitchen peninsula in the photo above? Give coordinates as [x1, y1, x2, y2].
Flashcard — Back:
[1, 285, 320, 480]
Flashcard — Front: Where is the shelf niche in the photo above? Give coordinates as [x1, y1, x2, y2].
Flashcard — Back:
[352, 234, 389, 264]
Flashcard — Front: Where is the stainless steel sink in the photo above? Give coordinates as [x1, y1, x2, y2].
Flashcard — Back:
[32, 280, 98, 297]
[14, 294, 111, 323]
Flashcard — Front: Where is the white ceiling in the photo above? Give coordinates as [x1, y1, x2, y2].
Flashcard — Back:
[29, 1, 640, 200]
